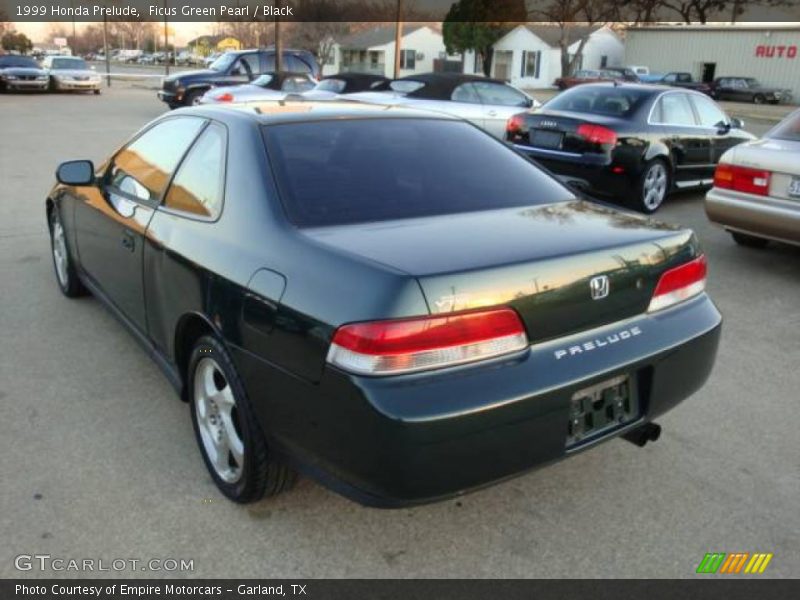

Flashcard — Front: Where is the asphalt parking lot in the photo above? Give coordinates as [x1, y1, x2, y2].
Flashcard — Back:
[0, 88, 798, 579]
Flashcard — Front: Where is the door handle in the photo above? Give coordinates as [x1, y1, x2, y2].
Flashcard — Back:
[487, 110, 498, 117]
[121, 230, 135, 252]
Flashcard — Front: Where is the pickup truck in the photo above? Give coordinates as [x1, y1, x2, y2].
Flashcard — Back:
[646, 72, 713, 95]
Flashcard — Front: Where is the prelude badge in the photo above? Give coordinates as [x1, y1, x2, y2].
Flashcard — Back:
[554, 326, 643, 360]
[590, 275, 610, 300]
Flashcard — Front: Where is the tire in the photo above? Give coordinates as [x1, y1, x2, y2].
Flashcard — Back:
[630, 159, 670, 214]
[93, 89, 101, 95]
[48, 207, 87, 297]
[188, 335, 296, 503]
[731, 231, 769, 248]
[753, 94, 765, 105]
[183, 89, 205, 106]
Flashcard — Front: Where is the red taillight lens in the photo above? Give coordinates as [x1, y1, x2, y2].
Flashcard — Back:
[215, 92, 234, 102]
[713, 163, 771, 196]
[648, 255, 707, 313]
[576, 123, 618, 145]
[506, 113, 526, 135]
[327, 308, 528, 376]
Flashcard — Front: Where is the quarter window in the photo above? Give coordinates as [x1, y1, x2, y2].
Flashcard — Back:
[108, 117, 206, 202]
[690, 95, 728, 128]
[451, 83, 480, 104]
[655, 94, 697, 126]
[164, 123, 226, 218]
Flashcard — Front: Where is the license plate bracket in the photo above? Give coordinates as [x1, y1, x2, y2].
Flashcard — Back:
[566, 375, 639, 448]
[531, 129, 563, 149]
[788, 177, 800, 198]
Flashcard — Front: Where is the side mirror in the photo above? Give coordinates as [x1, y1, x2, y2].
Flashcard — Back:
[56, 160, 94, 185]
[524, 97, 534, 108]
[730, 117, 744, 129]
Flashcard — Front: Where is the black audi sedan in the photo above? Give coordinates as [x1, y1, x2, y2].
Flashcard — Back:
[47, 102, 721, 506]
[507, 83, 755, 213]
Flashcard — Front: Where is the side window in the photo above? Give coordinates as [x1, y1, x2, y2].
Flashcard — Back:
[691, 95, 728, 128]
[164, 123, 226, 218]
[109, 117, 206, 203]
[284, 55, 311, 73]
[262, 53, 276, 73]
[235, 53, 260, 76]
[451, 83, 480, 104]
[663, 73, 676, 83]
[282, 76, 314, 92]
[656, 94, 697, 126]
[473, 82, 528, 107]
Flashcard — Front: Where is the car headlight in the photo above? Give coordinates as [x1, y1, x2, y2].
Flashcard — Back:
[5, 74, 18, 80]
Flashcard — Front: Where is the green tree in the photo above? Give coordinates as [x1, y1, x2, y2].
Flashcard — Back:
[2, 31, 33, 54]
[442, 0, 526, 77]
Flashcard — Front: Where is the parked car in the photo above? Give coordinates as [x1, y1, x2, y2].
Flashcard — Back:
[506, 83, 755, 212]
[554, 69, 636, 90]
[0, 55, 49, 92]
[627, 65, 650, 77]
[710, 77, 792, 104]
[137, 53, 156, 65]
[46, 101, 721, 505]
[200, 71, 317, 104]
[176, 50, 202, 66]
[203, 52, 222, 67]
[158, 49, 321, 108]
[706, 108, 800, 248]
[652, 72, 712, 95]
[347, 72, 540, 139]
[41, 55, 101, 94]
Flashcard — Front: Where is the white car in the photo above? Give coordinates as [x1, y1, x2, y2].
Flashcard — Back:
[705, 109, 800, 248]
[347, 73, 541, 139]
[41, 56, 101, 93]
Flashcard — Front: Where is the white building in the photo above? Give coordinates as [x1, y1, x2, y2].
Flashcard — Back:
[462, 24, 624, 88]
[325, 25, 458, 78]
[625, 25, 800, 100]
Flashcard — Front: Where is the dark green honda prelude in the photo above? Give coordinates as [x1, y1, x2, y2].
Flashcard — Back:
[46, 102, 721, 506]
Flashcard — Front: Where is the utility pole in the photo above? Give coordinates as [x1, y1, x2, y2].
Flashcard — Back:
[393, 0, 403, 79]
[103, 13, 111, 87]
[275, 0, 283, 72]
[164, 0, 170, 76]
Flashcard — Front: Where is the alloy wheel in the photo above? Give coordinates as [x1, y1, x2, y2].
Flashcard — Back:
[643, 162, 668, 211]
[193, 357, 244, 483]
[51, 216, 69, 289]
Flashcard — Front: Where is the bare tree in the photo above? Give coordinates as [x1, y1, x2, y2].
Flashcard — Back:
[287, 22, 350, 68]
[529, 0, 618, 77]
[112, 20, 154, 50]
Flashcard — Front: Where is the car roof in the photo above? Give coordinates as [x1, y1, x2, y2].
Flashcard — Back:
[398, 72, 510, 99]
[178, 100, 461, 126]
[561, 82, 673, 93]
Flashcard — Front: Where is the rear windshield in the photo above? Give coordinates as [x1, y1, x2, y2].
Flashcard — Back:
[263, 118, 574, 228]
[545, 87, 650, 117]
[767, 110, 800, 142]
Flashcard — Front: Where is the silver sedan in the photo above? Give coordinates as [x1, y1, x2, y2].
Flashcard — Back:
[706, 109, 800, 248]
[42, 56, 101, 93]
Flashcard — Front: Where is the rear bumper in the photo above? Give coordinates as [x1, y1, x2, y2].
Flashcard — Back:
[514, 144, 634, 199]
[705, 187, 800, 245]
[232, 295, 722, 507]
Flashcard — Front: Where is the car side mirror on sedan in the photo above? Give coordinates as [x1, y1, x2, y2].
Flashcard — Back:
[730, 117, 745, 129]
[56, 160, 95, 186]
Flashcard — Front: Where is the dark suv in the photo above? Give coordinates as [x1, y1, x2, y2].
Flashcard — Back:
[158, 48, 320, 108]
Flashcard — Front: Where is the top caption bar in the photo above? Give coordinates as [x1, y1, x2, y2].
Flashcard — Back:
[3, 0, 800, 22]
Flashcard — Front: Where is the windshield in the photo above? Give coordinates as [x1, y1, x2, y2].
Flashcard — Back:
[0, 56, 39, 69]
[316, 78, 346, 93]
[767, 110, 800, 142]
[263, 118, 574, 228]
[52, 58, 88, 70]
[545, 87, 650, 117]
[209, 53, 236, 72]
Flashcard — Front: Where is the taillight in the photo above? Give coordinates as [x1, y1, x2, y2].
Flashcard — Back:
[576, 123, 618, 145]
[713, 163, 771, 196]
[648, 255, 707, 313]
[215, 92, 234, 102]
[327, 308, 528, 376]
[506, 113, 526, 136]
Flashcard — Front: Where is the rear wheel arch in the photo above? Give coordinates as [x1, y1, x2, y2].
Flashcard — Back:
[173, 312, 221, 400]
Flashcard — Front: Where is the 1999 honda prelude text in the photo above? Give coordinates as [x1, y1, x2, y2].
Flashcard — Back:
[46, 102, 721, 506]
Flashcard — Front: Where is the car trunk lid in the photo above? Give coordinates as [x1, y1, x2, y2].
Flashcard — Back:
[510, 111, 623, 156]
[302, 201, 700, 343]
